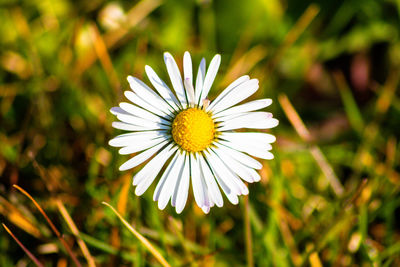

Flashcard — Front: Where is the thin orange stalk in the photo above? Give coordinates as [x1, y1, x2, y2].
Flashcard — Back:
[2, 223, 44, 267]
[13, 184, 82, 267]
[278, 94, 344, 197]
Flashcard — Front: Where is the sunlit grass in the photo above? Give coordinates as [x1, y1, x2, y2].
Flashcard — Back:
[1, 0, 400, 266]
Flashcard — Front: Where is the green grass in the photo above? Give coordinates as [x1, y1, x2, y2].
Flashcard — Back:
[1, 0, 400, 266]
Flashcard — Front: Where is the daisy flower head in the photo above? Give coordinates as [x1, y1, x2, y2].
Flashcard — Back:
[109, 52, 278, 214]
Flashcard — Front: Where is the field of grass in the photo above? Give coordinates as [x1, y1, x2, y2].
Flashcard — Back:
[1, 0, 400, 266]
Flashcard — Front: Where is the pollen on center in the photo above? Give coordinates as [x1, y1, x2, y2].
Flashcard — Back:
[172, 108, 215, 152]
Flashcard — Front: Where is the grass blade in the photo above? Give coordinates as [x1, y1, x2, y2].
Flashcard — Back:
[278, 94, 344, 197]
[2, 223, 44, 267]
[56, 200, 96, 267]
[102, 201, 171, 267]
[243, 194, 254, 267]
[333, 71, 364, 133]
[13, 185, 82, 267]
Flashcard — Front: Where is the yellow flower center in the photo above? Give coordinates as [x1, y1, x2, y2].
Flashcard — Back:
[172, 108, 215, 152]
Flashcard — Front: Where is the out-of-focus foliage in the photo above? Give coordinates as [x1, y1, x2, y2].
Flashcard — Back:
[1, 0, 400, 266]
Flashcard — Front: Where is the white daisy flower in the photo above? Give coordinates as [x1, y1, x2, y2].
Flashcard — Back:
[109, 52, 278, 214]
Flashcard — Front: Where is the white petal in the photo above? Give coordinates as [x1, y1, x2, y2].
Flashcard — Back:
[198, 155, 223, 207]
[171, 153, 188, 207]
[207, 75, 249, 111]
[109, 131, 165, 147]
[127, 76, 174, 113]
[199, 54, 221, 105]
[118, 137, 168, 155]
[190, 153, 209, 211]
[220, 132, 276, 145]
[124, 91, 173, 119]
[195, 58, 206, 105]
[218, 140, 274, 160]
[208, 149, 249, 195]
[218, 112, 279, 131]
[183, 51, 193, 84]
[214, 142, 262, 170]
[209, 79, 259, 114]
[204, 149, 240, 195]
[145, 65, 181, 110]
[203, 150, 240, 204]
[112, 122, 154, 131]
[207, 195, 215, 208]
[182, 53, 195, 106]
[201, 206, 210, 214]
[214, 148, 254, 182]
[214, 98, 273, 117]
[212, 147, 260, 183]
[119, 102, 171, 124]
[164, 52, 188, 107]
[173, 153, 190, 213]
[156, 152, 185, 210]
[153, 151, 179, 201]
[251, 169, 261, 182]
[133, 145, 178, 195]
[213, 112, 243, 123]
[112, 106, 170, 126]
[116, 113, 170, 130]
[119, 140, 168, 171]
[110, 106, 129, 116]
[184, 78, 196, 106]
[236, 118, 278, 131]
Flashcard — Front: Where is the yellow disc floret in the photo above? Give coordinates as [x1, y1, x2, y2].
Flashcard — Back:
[172, 108, 215, 152]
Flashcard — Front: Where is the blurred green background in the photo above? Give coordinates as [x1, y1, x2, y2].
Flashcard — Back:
[1, 0, 400, 266]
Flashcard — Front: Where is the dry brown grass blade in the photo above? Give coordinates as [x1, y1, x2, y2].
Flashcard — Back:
[102, 202, 171, 267]
[117, 173, 131, 216]
[270, 4, 320, 68]
[309, 252, 323, 267]
[10, 7, 43, 76]
[266, 199, 302, 266]
[351, 69, 399, 174]
[0, 195, 41, 238]
[56, 200, 96, 267]
[2, 223, 44, 267]
[168, 216, 194, 265]
[88, 23, 120, 93]
[278, 211, 302, 266]
[221, 45, 268, 87]
[13, 185, 82, 267]
[278, 94, 344, 197]
[104, 0, 162, 47]
[74, 0, 162, 75]
[375, 68, 400, 115]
